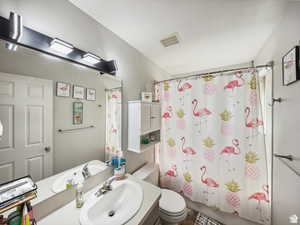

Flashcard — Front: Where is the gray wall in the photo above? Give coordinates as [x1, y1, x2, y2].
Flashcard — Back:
[255, 2, 300, 225]
[0, 0, 169, 173]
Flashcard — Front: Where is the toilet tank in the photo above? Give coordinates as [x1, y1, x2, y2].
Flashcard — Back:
[132, 163, 159, 186]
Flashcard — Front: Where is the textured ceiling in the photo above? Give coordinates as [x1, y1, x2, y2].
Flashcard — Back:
[69, 0, 286, 75]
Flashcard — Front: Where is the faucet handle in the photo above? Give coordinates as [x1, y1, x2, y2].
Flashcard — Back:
[82, 163, 91, 180]
[83, 163, 89, 170]
[103, 183, 112, 191]
[107, 176, 117, 183]
[104, 176, 117, 189]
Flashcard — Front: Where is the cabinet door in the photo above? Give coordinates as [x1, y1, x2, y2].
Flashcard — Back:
[150, 104, 161, 131]
[141, 103, 151, 134]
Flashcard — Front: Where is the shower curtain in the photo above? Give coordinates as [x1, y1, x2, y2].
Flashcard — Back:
[157, 69, 270, 224]
[105, 88, 122, 160]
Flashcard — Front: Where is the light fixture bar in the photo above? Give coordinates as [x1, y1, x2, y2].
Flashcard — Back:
[0, 15, 117, 74]
[7, 12, 23, 51]
[82, 52, 101, 64]
[9, 12, 22, 40]
[50, 38, 74, 54]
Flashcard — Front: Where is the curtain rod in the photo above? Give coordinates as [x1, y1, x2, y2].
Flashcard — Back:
[154, 62, 274, 84]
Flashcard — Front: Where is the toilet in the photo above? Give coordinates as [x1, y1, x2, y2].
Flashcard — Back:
[133, 163, 187, 225]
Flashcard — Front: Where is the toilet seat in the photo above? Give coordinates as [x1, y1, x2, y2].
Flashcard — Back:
[159, 189, 187, 224]
[159, 189, 186, 213]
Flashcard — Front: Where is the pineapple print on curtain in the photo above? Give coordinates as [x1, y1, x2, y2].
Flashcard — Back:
[105, 88, 122, 160]
[157, 69, 270, 224]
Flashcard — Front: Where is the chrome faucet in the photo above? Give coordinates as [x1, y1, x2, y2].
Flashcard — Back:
[82, 163, 91, 180]
[95, 176, 117, 197]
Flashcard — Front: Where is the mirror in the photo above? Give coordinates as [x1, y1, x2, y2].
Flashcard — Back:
[0, 40, 122, 199]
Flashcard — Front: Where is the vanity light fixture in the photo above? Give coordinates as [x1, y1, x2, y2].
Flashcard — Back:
[9, 12, 23, 40]
[6, 12, 23, 51]
[0, 14, 117, 74]
[0, 120, 3, 139]
[50, 38, 74, 54]
[82, 52, 101, 64]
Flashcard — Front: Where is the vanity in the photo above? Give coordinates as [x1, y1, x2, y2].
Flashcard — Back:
[28, 160, 161, 225]
[37, 174, 161, 225]
[0, 160, 162, 225]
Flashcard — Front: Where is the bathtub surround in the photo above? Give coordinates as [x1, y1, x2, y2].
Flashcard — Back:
[157, 69, 270, 224]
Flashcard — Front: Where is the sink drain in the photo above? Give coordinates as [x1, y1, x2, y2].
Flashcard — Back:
[108, 210, 115, 217]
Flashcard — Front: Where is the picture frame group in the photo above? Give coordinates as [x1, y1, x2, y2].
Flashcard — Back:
[56, 82, 96, 101]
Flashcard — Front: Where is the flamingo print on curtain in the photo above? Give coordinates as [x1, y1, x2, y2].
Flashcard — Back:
[105, 88, 122, 160]
[157, 69, 270, 224]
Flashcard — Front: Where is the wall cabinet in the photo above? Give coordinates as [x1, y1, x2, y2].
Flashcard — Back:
[128, 101, 161, 153]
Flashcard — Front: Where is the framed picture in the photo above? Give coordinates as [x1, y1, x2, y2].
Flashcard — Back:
[73, 85, 85, 99]
[73, 102, 83, 125]
[86, 88, 96, 101]
[56, 82, 70, 97]
[141, 92, 152, 102]
[282, 46, 300, 86]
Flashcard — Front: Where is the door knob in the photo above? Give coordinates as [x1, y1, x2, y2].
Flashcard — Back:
[44, 146, 51, 152]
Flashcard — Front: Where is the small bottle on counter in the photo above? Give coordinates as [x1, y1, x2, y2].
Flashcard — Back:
[75, 183, 84, 208]
[66, 178, 73, 189]
[114, 151, 126, 180]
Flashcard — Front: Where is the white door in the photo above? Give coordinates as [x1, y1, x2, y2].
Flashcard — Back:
[0, 72, 53, 183]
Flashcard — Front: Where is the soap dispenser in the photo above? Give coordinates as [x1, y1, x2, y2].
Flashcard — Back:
[75, 183, 84, 208]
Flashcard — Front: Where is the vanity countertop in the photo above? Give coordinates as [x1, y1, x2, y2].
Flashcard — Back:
[32, 170, 64, 205]
[32, 160, 108, 205]
[37, 174, 161, 225]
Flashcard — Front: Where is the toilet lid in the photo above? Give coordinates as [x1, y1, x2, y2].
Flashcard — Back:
[159, 189, 186, 214]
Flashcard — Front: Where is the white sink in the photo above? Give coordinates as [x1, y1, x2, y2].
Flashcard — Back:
[80, 179, 143, 225]
[52, 160, 107, 193]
